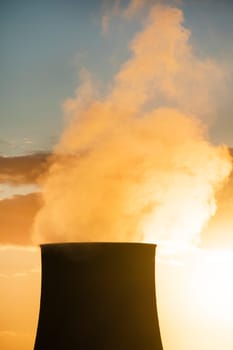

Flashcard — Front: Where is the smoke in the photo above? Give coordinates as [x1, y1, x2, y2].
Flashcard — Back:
[33, 4, 232, 246]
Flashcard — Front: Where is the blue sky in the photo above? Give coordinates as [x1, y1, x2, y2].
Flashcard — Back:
[1, 0, 233, 155]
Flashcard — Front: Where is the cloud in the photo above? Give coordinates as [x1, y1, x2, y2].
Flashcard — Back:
[101, 0, 183, 33]
[0, 193, 42, 245]
[201, 150, 233, 249]
[101, 0, 151, 34]
[0, 153, 49, 185]
[123, 0, 151, 18]
[33, 4, 232, 246]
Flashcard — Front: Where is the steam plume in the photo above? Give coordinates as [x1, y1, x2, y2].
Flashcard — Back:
[33, 4, 232, 246]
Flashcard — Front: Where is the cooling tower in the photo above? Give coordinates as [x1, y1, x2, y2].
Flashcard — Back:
[34, 242, 163, 349]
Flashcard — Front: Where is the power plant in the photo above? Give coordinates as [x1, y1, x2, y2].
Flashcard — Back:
[34, 242, 163, 349]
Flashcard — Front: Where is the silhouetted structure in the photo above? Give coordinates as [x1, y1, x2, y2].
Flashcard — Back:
[34, 242, 163, 350]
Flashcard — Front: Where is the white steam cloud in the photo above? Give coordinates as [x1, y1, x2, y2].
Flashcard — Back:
[33, 4, 232, 246]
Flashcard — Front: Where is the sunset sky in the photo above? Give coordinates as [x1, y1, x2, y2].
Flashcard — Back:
[1, 1, 233, 349]
[1, 0, 233, 156]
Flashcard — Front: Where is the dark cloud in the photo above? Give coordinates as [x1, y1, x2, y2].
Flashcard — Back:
[0, 153, 50, 185]
[0, 193, 42, 245]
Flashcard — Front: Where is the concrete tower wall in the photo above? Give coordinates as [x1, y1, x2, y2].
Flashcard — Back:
[34, 242, 163, 350]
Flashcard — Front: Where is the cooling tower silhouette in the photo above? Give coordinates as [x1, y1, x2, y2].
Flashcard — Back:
[34, 242, 163, 349]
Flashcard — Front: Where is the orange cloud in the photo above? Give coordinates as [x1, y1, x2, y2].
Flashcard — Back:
[0, 153, 49, 185]
[0, 193, 42, 245]
[33, 4, 232, 246]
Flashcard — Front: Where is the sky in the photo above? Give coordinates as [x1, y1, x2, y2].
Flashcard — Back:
[1, 1, 233, 349]
[1, 0, 233, 156]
